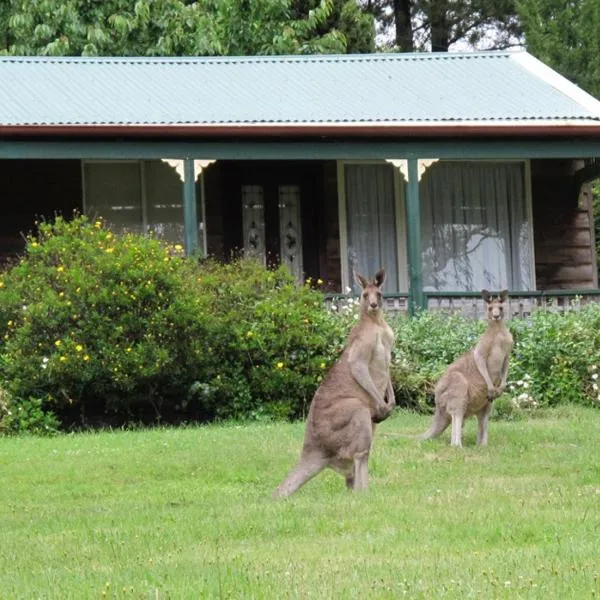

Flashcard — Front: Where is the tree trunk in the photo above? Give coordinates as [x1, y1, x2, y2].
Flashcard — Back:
[428, 0, 450, 51]
[394, 0, 414, 51]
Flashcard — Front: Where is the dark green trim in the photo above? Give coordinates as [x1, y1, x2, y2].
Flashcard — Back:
[425, 289, 600, 297]
[183, 159, 198, 255]
[406, 158, 425, 315]
[2, 138, 600, 160]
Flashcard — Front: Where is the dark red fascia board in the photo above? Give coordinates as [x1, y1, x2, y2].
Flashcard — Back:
[2, 123, 600, 138]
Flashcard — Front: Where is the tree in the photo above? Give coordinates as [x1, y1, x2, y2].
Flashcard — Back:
[518, 0, 600, 98]
[362, 0, 521, 52]
[292, 0, 375, 53]
[0, 0, 374, 57]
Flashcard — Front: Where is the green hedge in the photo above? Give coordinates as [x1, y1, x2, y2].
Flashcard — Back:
[0, 215, 598, 434]
[0, 216, 355, 433]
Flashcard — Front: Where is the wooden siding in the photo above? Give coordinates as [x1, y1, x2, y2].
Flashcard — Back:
[0, 159, 81, 264]
[531, 159, 597, 289]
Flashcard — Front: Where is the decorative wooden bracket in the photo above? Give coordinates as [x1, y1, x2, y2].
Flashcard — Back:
[385, 158, 439, 181]
[160, 159, 216, 181]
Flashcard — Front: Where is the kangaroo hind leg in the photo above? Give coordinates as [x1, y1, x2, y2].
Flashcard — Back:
[273, 453, 328, 498]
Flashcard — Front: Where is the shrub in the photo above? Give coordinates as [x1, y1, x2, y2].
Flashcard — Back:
[1, 214, 599, 434]
[0, 216, 350, 430]
[186, 261, 353, 421]
[388, 304, 600, 414]
[0, 215, 218, 430]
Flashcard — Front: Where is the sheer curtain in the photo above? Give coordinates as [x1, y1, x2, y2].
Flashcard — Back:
[345, 163, 399, 292]
[420, 162, 532, 292]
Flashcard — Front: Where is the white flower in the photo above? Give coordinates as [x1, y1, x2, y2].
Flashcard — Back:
[593, 383, 598, 392]
[22, 305, 28, 311]
[522, 381, 530, 389]
[592, 373, 598, 380]
[517, 380, 524, 386]
[330, 304, 338, 311]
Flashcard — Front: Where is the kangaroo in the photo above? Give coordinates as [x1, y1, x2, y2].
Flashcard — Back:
[273, 269, 396, 498]
[420, 290, 513, 448]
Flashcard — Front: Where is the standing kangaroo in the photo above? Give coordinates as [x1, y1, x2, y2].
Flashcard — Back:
[420, 290, 513, 447]
[274, 269, 396, 498]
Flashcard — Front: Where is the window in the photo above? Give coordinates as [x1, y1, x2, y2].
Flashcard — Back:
[342, 163, 404, 293]
[83, 160, 187, 244]
[420, 161, 533, 292]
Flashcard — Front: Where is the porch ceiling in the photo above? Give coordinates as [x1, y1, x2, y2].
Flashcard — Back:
[1, 52, 600, 141]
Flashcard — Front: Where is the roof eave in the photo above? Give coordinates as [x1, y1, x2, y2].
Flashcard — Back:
[3, 122, 600, 138]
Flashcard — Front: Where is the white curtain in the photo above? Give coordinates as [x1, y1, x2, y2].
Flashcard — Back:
[420, 162, 532, 292]
[344, 164, 399, 292]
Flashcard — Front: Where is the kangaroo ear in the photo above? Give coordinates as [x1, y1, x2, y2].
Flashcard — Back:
[373, 268, 386, 288]
[481, 289, 491, 303]
[499, 289, 509, 302]
[354, 271, 369, 290]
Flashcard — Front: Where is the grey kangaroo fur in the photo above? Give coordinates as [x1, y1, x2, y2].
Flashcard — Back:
[273, 269, 396, 498]
[420, 289, 513, 447]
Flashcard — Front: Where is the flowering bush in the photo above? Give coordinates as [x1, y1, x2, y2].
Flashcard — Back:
[390, 304, 600, 414]
[0, 215, 220, 431]
[1, 214, 599, 434]
[0, 216, 351, 431]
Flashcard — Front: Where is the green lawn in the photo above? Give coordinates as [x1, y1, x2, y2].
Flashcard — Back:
[0, 407, 598, 599]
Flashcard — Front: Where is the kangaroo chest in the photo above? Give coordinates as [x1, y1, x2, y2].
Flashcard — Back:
[486, 331, 513, 380]
[370, 324, 394, 379]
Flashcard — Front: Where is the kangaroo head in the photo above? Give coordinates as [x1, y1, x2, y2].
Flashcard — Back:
[355, 269, 386, 315]
[481, 289, 509, 321]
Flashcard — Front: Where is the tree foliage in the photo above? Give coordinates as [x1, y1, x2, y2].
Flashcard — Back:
[361, 0, 522, 52]
[518, 0, 600, 98]
[0, 0, 375, 56]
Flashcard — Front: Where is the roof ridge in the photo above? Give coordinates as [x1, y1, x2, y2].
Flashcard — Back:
[0, 51, 516, 67]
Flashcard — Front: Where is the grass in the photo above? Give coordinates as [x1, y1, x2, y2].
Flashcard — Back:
[0, 407, 598, 599]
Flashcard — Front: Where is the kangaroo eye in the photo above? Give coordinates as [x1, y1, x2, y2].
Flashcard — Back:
[362, 292, 368, 299]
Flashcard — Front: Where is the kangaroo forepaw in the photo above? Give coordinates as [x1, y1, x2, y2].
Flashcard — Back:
[487, 387, 503, 401]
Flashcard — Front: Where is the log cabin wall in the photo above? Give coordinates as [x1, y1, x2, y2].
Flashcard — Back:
[531, 159, 598, 289]
[0, 159, 82, 265]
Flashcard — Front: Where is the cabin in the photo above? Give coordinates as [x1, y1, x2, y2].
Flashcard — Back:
[1, 52, 600, 316]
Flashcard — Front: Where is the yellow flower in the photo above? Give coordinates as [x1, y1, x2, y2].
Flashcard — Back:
[57, 266, 65, 272]
[54, 340, 62, 347]
[317, 278, 323, 285]
[174, 244, 183, 251]
[58, 291, 64, 297]
[320, 362, 326, 369]
[303, 318, 309, 324]
[126, 347, 132, 353]
[75, 345, 83, 352]
[276, 362, 284, 369]
[246, 331, 254, 338]
[105, 247, 115, 254]
[94, 220, 102, 228]
[59, 356, 67, 362]
[31, 242, 39, 248]
[7, 320, 12, 327]
[83, 355, 90, 361]
[0, 281, 3, 288]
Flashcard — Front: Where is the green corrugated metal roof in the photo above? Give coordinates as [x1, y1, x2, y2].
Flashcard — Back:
[1, 51, 599, 131]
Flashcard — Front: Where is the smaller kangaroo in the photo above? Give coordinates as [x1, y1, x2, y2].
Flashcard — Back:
[273, 269, 395, 498]
[420, 290, 513, 447]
